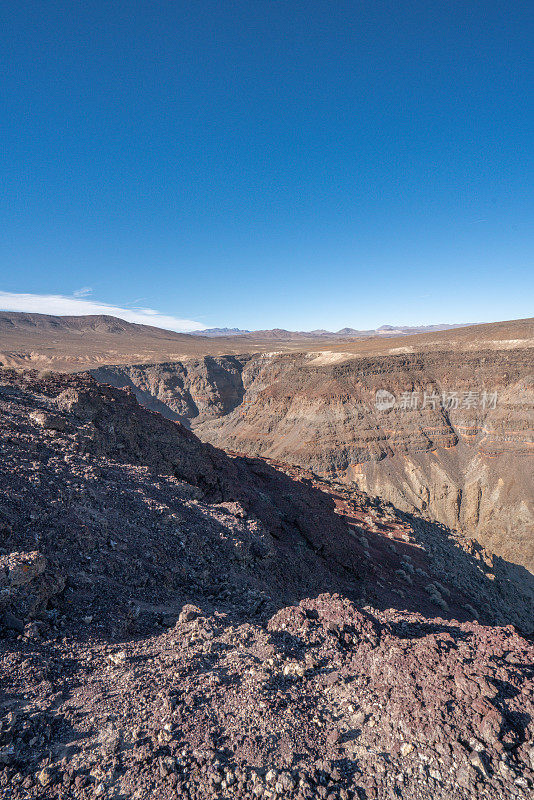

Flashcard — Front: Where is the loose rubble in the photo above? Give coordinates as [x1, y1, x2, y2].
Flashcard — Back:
[0, 369, 532, 799]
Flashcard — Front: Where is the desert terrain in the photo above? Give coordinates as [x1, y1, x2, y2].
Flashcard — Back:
[1, 313, 532, 372]
[0, 368, 532, 800]
[79, 317, 533, 574]
[0, 314, 533, 800]
[3, 2, 532, 798]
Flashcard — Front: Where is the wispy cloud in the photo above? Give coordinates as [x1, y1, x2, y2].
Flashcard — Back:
[0, 291, 206, 333]
[73, 286, 93, 298]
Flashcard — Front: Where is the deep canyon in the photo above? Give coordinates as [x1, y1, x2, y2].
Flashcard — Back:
[91, 344, 534, 574]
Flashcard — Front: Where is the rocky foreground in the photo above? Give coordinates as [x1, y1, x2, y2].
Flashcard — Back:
[0, 370, 533, 799]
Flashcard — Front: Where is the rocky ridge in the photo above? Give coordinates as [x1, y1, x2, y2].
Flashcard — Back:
[0, 369, 533, 799]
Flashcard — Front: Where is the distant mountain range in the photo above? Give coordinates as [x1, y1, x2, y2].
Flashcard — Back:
[0, 313, 470, 341]
[196, 323, 470, 338]
[0, 311, 531, 373]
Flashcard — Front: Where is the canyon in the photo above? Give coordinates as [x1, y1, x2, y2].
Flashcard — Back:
[1, 318, 533, 799]
[90, 325, 534, 575]
[2, 310, 531, 572]
[0, 368, 533, 800]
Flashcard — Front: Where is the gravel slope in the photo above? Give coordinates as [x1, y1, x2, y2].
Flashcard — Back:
[0, 370, 532, 800]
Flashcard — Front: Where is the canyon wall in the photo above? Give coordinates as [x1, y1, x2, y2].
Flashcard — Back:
[92, 347, 534, 571]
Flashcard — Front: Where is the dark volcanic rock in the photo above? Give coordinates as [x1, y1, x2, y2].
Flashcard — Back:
[0, 368, 532, 800]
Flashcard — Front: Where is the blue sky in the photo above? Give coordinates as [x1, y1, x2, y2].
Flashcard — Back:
[1, 1, 533, 331]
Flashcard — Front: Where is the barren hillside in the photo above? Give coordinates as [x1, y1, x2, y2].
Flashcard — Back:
[0, 369, 533, 800]
[0, 313, 532, 372]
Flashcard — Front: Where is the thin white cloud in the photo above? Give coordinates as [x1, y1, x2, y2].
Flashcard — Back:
[73, 286, 93, 298]
[0, 291, 206, 333]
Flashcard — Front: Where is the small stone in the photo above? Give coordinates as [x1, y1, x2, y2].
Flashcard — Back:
[352, 710, 365, 726]
[0, 746, 15, 765]
[455, 766, 473, 789]
[29, 410, 68, 431]
[470, 752, 490, 778]
[327, 730, 341, 746]
[479, 709, 504, 744]
[107, 650, 126, 665]
[178, 604, 201, 624]
[37, 769, 51, 787]
[400, 742, 414, 757]
[265, 770, 277, 784]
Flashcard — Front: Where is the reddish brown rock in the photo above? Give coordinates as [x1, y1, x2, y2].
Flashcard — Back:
[0, 369, 532, 800]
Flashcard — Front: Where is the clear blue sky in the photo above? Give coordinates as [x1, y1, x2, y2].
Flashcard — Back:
[1, 1, 533, 331]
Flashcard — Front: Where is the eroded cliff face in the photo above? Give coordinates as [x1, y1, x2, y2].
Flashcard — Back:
[91, 348, 534, 571]
[92, 356, 250, 424]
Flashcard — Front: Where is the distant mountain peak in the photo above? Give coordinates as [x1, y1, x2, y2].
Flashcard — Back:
[198, 327, 251, 336]
[195, 322, 471, 339]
